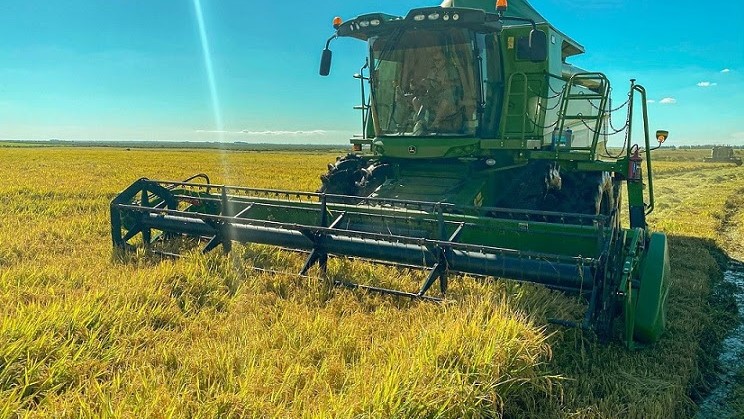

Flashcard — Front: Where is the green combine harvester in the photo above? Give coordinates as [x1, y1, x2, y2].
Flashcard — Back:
[704, 146, 742, 166]
[111, 0, 670, 348]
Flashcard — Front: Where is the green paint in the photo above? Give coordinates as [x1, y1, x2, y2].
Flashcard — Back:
[113, 0, 671, 349]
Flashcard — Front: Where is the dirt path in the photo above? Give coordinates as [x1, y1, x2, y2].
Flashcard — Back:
[697, 188, 744, 417]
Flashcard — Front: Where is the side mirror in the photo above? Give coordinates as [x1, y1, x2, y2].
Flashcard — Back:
[650, 129, 669, 150]
[656, 130, 669, 145]
[656, 129, 669, 145]
[319, 49, 333, 76]
[516, 30, 548, 61]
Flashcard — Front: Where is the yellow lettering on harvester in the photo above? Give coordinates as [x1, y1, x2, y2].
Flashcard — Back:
[507, 37, 515, 49]
[474, 192, 483, 207]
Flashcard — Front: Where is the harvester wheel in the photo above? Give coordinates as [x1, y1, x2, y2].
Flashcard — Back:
[318, 154, 366, 196]
[589, 175, 622, 341]
[594, 237, 623, 342]
[634, 232, 671, 344]
[318, 154, 390, 200]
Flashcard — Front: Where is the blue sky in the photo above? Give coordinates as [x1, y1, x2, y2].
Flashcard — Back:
[0, 0, 742, 145]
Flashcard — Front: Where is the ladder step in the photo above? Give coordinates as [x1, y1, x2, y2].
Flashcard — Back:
[564, 94, 605, 100]
[562, 115, 602, 120]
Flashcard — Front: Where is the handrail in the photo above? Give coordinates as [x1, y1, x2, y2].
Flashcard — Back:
[626, 81, 655, 215]
[557, 72, 610, 160]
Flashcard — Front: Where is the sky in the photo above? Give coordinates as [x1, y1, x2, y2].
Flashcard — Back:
[0, 0, 742, 145]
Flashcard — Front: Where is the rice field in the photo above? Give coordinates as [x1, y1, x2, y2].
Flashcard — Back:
[0, 145, 741, 417]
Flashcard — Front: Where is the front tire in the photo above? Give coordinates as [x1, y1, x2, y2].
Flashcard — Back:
[317, 154, 391, 202]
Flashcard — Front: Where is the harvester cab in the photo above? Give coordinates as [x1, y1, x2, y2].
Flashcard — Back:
[111, 0, 671, 349]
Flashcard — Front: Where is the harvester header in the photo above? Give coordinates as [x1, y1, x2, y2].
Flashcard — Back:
[112, 0, 671, 349]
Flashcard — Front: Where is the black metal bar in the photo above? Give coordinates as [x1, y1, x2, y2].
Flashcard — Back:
[121, 225, 142, 242]
[419, 263, 443, 296]
[437, 203, 445, 240]
[150, 250, 183, 259]
[439, 271, 448, 294]
[141, 189, 151, 245]
[236, 261, 444, 303]
[180, 173, 210, 185]
[333, 279, 443, 302]
[165, 196, 600, 241]
[221, 188, 231, 216]
[582, 280, 599, 329]
[116, 204, 594, 266]
[320, 194, 329, 227]
[126, 211, 594, 289]
[151, 179, 607, 222]
[300, 194, 330, 275]
[437, 223, 465, 295]
[300, 249, 322, 275]
[203, 236, 222, 253]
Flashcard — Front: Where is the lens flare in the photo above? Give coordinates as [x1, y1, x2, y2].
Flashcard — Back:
[193, 0, 224, 139]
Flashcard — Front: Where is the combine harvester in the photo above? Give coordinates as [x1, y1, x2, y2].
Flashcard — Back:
[704, 146, 742, 166]
[111, 0, 670, 348]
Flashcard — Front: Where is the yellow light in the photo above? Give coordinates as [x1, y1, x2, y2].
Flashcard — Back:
[656, 130, 669, 144]
[332, 16, 343, 29]
[496, 0, 508, 11]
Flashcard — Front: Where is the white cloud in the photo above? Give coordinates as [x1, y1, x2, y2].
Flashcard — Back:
[659, 97, 677, 104]
[240, 130, 327, 136]
[195, 129, 328, 136]
[721, 68, 731, 73]
[646, 99, 656, 103]
[697, 81, 718, 87]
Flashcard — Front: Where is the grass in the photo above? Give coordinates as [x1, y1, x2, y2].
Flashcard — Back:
[0, 146, 741, 417]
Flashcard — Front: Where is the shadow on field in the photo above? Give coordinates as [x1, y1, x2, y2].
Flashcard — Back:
[504, 234, 740, 418]
[668, 235, 739, 399]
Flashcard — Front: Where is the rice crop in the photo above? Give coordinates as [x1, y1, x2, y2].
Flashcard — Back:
[0, 146, 740, 417]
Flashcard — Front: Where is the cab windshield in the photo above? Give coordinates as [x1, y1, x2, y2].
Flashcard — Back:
[369, 28, 478, 137]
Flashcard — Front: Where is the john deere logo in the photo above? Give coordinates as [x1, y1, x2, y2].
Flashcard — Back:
[408, 146, 417, 154]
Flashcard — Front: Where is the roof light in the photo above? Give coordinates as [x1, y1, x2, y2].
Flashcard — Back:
[413, 14, 425, 21]
[496, 0, 508, 12]
[443, 14, 450, 21]
[370, 19, 381, 26]
[452, 13, 460, 20]
[427, 12, 440, 20]
[332, 16, 343, 29]
[358, 20, 370, 27]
